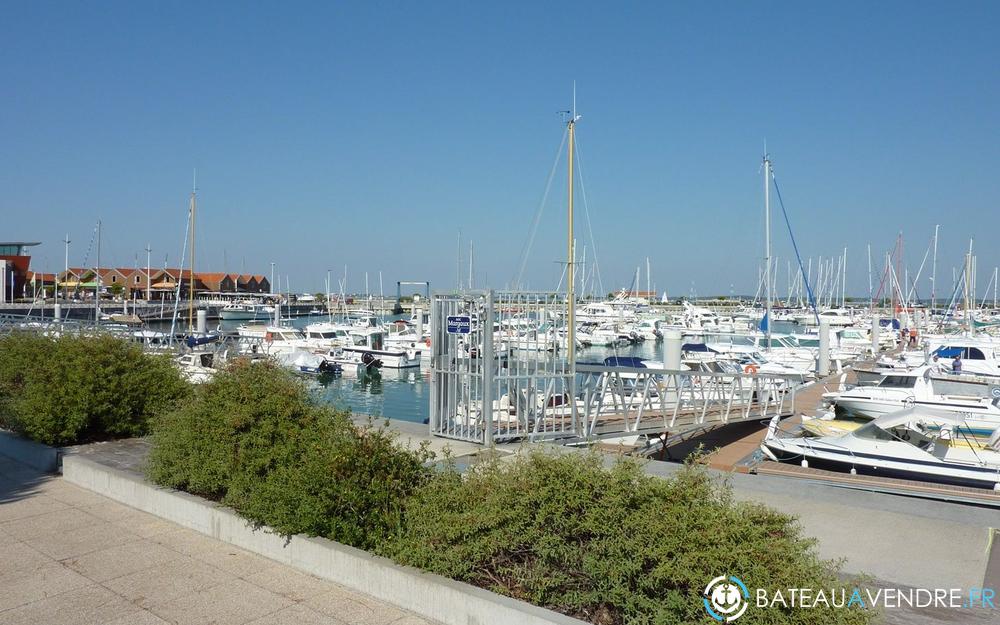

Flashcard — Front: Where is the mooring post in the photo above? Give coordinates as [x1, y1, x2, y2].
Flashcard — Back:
[818, 319, 831, 377]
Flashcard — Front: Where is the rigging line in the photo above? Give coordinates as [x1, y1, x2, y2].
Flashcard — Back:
[514, 126, 569, 289]
[571, 136, 605, 298]
[905, 235, 934, 306]
[169, 206, 192, 341]
[80, 223, 98, 271]
[943, 261, 966, 321]
[769, 172, 820, 325]
[979, 270, 996, 310]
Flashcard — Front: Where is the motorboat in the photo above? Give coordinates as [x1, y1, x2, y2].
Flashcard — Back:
[822, 365, 1000, 435]
[762, 407, 1000, 489]
[302, 322, 354, 349]
[174, 352, 219, 384]
[576, 300, 639, 324]
[319, 347, 384, 376]
[633, 318, 663, 342]
[220, 301, 273, 321]
[235, 324, 339, 374]
[796, 308, 856, 327]
[384, 322, 430, 356]
[325, 326, 421, 369]
[576, 322, 632, 347]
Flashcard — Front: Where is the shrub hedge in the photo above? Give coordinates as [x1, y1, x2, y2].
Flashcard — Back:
[383, 452, 873, 625]
[147, 360, 433, 551]
[0, 332, 189, 445]
[146, 361, 873, 625]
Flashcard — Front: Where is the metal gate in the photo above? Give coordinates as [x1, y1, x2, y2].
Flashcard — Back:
[429, 290, 579, 444]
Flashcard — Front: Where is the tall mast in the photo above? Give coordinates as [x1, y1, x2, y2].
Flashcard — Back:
[931, 224, 939, 312]
[842, 247, 847, 308]
[867, 244, 873, 311]
[964, 238, 973, 336]
[646, 257, 651, 299]
[95, 220, 101, 323]
[566, 86, 580, 367]
[763, 151, 772, 349]
[188, 172, 197, 331]
[62, 234, 70, 303]
[145, 243, 152, 301]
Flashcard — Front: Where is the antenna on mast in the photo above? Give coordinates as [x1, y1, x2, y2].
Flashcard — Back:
[572, 80, 576, 120]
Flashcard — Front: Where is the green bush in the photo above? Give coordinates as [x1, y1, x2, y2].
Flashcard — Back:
[147, 360, 433, 550]
[0, 332, 190, 445]
[383, 451, 873, 625]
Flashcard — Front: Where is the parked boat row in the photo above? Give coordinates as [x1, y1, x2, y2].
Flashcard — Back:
[762, 312, 1000, 489]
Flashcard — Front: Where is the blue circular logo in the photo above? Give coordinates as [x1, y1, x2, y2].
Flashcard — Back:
[704, 575, 749, 622]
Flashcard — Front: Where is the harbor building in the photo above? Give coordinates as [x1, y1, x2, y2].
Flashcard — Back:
[0, 241, 41, 303]
[56, 267, 271, 300]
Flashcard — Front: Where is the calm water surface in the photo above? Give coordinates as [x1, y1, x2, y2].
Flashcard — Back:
[169, 314, 797, 424]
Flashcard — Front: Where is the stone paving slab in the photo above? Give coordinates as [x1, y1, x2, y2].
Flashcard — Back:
[0, 452, 439, 625]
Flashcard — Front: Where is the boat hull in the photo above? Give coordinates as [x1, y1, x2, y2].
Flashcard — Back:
[763, 437, 1000, 490]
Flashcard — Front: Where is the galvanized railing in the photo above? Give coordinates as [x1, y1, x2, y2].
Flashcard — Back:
[571, 364, 804, 441]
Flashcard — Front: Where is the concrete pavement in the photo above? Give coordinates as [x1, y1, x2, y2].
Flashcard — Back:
[0, 453, 436, 625]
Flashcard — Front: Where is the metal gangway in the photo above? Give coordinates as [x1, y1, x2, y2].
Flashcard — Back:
[429, 290, 806, 446]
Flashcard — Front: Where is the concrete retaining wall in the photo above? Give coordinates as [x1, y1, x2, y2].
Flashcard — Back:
[62, 454, 585, 625]
[0, 430, 61, 472]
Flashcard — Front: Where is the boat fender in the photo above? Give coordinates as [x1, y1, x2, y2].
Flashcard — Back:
[424, 338, 431, 347]
[744, 364, 759, 375]
[265, 332, 273, 343]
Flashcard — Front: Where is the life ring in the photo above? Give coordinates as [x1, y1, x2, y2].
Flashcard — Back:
[744, 364, 759, 375]
[424, 338, 431, 347]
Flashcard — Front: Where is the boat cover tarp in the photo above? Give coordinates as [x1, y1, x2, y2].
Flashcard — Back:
[185, 334, 221, 348]
[604, 356, 646, 368]
[681, 343, 718, 353]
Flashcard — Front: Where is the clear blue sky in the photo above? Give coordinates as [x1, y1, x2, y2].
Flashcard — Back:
[2, 2, 998, 298]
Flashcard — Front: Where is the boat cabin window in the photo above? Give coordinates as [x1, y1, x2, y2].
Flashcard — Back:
[877, 375, 916, 389]
[934, 346, 987, 360]
[852, 422, 895, 441]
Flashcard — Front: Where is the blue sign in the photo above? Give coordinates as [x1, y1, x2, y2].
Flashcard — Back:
[446, 315, 471, 334]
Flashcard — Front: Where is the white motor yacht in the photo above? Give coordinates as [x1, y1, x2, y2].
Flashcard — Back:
[236, 324, 337, 374]
[823, 365, 1000, 435]
[220, 301, 273, 321]
[174, 352, 219, 384]
[762, 407, 1000, 489]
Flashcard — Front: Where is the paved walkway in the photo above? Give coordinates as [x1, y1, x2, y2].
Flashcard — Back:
[0, 453, 436, 625]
